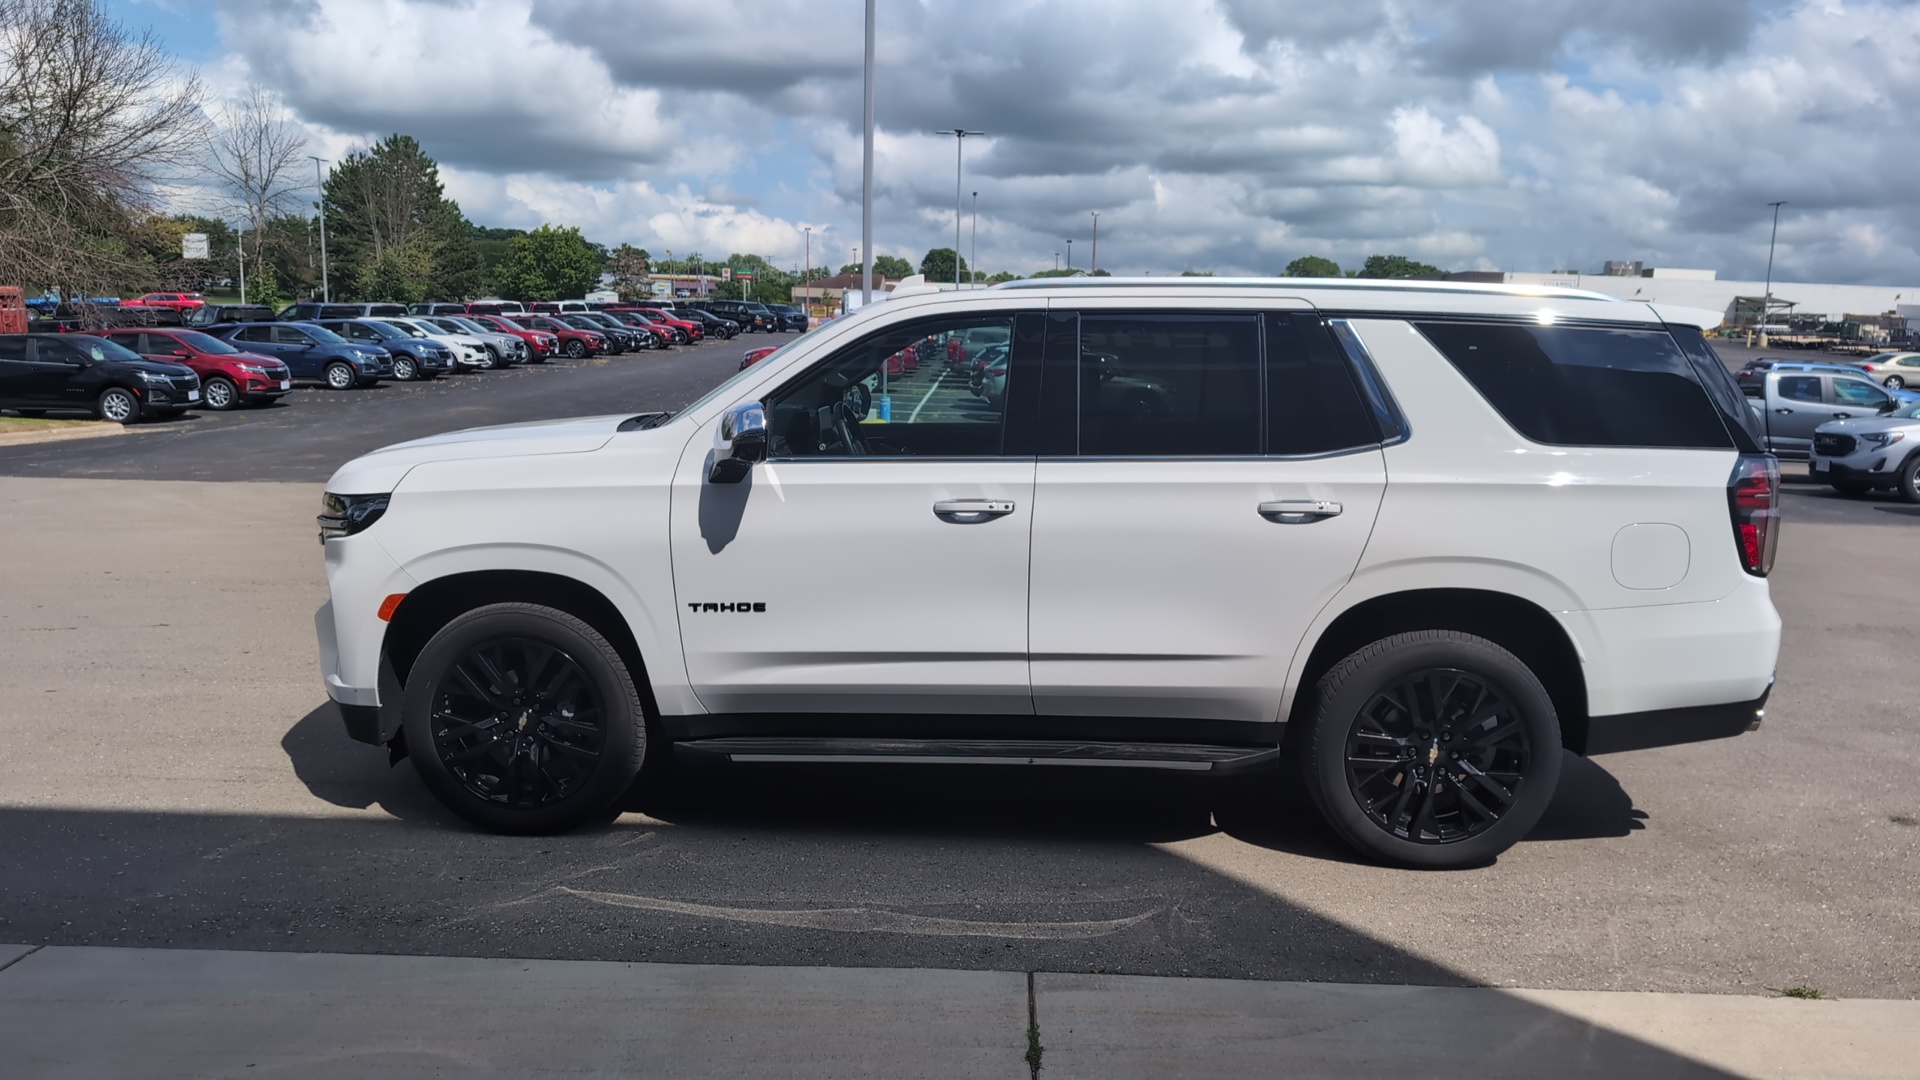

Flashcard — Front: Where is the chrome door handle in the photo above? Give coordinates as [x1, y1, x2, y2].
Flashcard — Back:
[1259, 499, 1342, 521]
[1774, 408, 1794, 414]
[933, 499, 1016, 522]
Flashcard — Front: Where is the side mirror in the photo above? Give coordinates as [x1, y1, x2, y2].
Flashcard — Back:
[1879, 400, 1898, 414]
[709, 402, 767, 483]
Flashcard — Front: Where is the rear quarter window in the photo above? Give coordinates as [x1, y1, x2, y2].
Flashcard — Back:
[1416, 322, 1733, 449]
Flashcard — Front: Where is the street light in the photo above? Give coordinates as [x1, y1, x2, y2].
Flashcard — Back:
[861, 0, 875, 306]
[803, 226, 812, 317]
[309, 155, 330, 302]
[1066, 238, 1073, 270]
[1090, 210, 1100, 275]
[1761, 200, 1787, 346]
[970, 191, 978, 290]
[933, 128, 984, 290]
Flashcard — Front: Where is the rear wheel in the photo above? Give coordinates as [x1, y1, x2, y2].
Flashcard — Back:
[403, 603, 646, 834]
[1886, 374, 1907, 389]
[202, 376, 238, 410]
[97, 386, 139, 424]
[1299, 631, 1561, 869]
[324, 362, 356, 390]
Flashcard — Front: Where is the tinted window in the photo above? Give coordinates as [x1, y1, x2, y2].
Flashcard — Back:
[172, 331, 237, 354]
[1078, 313, 1259, 456]
[1666, 325, 1761, 452]
[764, 315, 1015, 458]
[1779, 376, 1821, 403]
[1833, 379, 1891, 407]
[0, 337, 27, 360]
[233, 325, 273, 343]
[1266, 314, 1378, 455]
[1417, 322, 1732, 449]
[274, 326, 315, 345]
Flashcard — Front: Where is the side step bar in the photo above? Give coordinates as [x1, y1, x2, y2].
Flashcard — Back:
[674, 737, 1284, 775]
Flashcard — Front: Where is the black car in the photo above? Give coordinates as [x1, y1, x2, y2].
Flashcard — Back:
[0, 333, 200, 423]
[699, 299, 777, 333]
[186, 304, 277, 329]
[572, 312, 655, 352]
[766, 304, 809, 332]
[555, 314, 637, 354]
[307, 319, 458, 381]
[676, 307, 741, 338]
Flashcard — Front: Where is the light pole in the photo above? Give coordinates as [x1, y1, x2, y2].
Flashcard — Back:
[1090, 210, 1100, 275]
[1054, 252, 1059, 272]
[803, 226, 811, 315]
[933, 128, 984, 289]
[309, 155, 330, 302]
[861, 0, 875, 307]
[970, 191, 979, 288]
[1066, 238, 1073, 271]
[1761, 200, 1786, 346]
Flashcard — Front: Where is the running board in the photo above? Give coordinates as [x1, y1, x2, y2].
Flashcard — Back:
[674, 737, 1284, 775]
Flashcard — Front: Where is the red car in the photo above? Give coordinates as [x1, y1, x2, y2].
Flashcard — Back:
[508, 314, 603, 358]
[97, 327, 292, 410]
[468, 314, 560, 362]
[130, 292, 205, 312]
[612, 307, 701, 344]
[738, 346, 779, 370]
[601, 310, 675, 348]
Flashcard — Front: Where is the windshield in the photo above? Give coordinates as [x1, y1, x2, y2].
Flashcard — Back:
[557, 315, 598, 329]
[423, 319, 466, 334]
[304, 326, 349, 344]
[447, 317, 492, 334]
[385, 320, 433, 338]
[172, 331, 239, 354]
[76, 336, 145, 362]
[359, 321, 409, 340]
[1897, 404, 1920, 420]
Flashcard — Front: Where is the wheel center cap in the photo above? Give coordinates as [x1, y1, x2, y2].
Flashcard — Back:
[516, 710, 533, 731]
[1428, 743, 1440, 765]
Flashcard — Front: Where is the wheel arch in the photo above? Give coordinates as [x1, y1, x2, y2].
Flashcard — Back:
[1285, 587, 1591, 754]
[381, 569, 661, 723]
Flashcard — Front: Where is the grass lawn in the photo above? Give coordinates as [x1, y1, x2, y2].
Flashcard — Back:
[0, 415, 102, 430]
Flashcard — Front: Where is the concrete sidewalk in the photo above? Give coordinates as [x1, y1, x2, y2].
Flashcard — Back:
[1, 944, 1914, 1079]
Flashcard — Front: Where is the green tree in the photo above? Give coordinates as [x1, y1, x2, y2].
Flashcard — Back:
[609, 244, 653, 301]
[322, 134, 481, 300]
[356, 243, 435, 304]
[918, 247, 970, 283]
[1282, 256, 1341, 277]
[490, 224, 602, 301]
[1179, 269, 1217, 277]
[1357, 254, 1441, 279]
[244, 257, 285, 309]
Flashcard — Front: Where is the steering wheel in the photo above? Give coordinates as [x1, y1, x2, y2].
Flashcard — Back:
[830, 400, 869, 456]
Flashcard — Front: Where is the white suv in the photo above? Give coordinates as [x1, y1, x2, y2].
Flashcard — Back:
[314, 279, 1781, 869]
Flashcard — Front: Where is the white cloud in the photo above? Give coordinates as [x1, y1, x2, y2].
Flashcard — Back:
[167, 0, 1920, 282]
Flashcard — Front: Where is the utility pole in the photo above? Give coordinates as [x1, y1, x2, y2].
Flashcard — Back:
[1761, 200, 1786, 347]
[237, 228, 247, 305]
[861, 0, 875, 307]
[803, 226, 811, 317]
[932, 129, 984, 290]
[309, 155, 330, 302]
[1090, 210, 1100, 275]
[970, 191, 978, 289]
[1054, 252, 1059, 272]
[1066, 238, 1073, 271]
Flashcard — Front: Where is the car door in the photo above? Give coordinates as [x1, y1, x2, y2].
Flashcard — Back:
[272, 325, 323, 377]
[228, 324, 282, 368]
[19, 337, 95, 407]
[1027, 308, 1388, 726]
[1830, 376, 1894, 421]
[1766, 374, 1826, 454]
[0, 335, 33, 406]
[668, 309, 1038, 716]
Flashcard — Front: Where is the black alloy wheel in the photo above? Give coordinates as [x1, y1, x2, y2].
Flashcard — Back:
[1300, 631, 1560, 869]
[202, 376, 238, 410]
[403, 603, 645, 833]
[565, 339, 587, 359]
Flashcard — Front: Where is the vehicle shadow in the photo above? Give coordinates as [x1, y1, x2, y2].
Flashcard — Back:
[279, 702, 453, 825]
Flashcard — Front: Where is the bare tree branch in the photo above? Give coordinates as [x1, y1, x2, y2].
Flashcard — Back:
[206, 82, 306, 269]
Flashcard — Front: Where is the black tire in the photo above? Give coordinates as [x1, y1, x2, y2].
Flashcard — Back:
[479, 347, 501, 370]
[1897, 453, 1920, 504]
[202, 376, 239, 411]
[97, 386, 139, 424]
[324, 362, 356, 390]
[391, 356, 418, 382]
[1299, 631, 1561, 869]
[1886, 375, 1907, 389]
[565, 339, 587, 359]
[1830, 478, 1871, 496]
[403, 603, 647, 834]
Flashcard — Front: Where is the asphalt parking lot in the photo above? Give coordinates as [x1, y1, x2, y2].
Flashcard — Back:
[0, 334, 1914, 1001]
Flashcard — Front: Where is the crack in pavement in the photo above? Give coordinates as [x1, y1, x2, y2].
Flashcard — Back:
[555, 887, 1160, 939]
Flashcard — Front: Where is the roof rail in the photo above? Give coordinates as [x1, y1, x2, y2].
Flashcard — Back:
[989, 276, 1621, 302]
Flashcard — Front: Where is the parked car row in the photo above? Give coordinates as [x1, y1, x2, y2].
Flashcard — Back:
[1736, 353, 1920, 391]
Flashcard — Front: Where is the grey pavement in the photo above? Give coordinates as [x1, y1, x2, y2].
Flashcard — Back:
[2, 944, 1916, 1079]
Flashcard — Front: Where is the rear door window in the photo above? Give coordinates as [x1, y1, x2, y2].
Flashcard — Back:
[1265, 314, 1379, 455]
[1077, 313, 1260, 456]
[1416, 322, 1733, 449]
[1778, 376, 1822, 403]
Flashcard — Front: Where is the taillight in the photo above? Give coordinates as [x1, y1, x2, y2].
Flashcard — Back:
[1727, 454, 1780, 577]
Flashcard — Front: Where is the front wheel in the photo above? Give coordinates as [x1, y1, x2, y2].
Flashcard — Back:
[565, 339, 587, 359]
[202, 376, 239, 410]
[1897, 454, 1920, 504]
[324, 362, 356, 390]
[97, 386, 139, 424]
[391, 356, 418, 382]
[403, 603, 647, 834]
[1299, 631, 1561, 869]
[479, 347, 501, 370]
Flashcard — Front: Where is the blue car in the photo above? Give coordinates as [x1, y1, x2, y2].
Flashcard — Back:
[306, 319, 457, 382]
[209, 321, 392, 389]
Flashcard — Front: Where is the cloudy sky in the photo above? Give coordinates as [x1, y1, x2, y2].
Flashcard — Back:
[115, 0, 1920, 283]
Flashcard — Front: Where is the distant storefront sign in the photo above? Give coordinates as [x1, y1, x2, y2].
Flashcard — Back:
[182, 233, 210, 260]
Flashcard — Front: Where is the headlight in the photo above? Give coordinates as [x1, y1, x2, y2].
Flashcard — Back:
[138, 370, 175, 384]
[1863, 431, 1906, 448]
[317, 492, 390, 541]
[235, 362, 268, 374]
